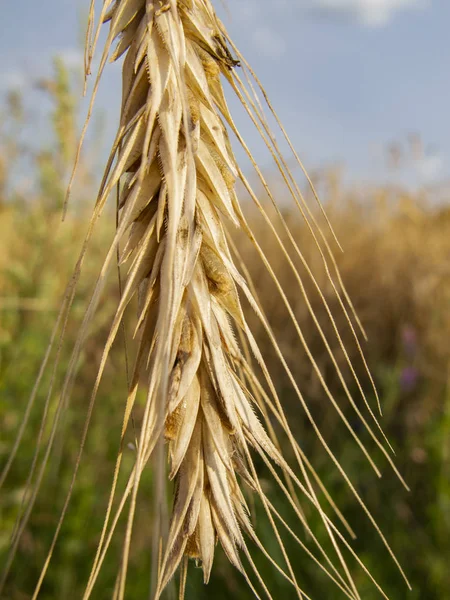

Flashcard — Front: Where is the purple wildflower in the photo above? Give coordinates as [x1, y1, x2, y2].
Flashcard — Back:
[400, 366, 419, 393]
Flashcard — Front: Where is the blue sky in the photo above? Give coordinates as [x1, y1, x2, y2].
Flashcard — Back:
[2, 0, 449, 188]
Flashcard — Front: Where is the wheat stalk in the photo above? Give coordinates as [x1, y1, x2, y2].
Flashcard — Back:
[0, 1, 411, 599]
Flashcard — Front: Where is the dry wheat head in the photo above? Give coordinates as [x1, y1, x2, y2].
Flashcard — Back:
[97, 1, 300, 593]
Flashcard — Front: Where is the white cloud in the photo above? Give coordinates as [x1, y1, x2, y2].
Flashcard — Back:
[307, 0, 428, 27]
[58, 48, 83, 69]
[1, 69, 27, 91]
[0, 48, 83, 92]
[417, 152, 443, 182]
[231, 0, 429, 27]
[228, 0, 430, 60]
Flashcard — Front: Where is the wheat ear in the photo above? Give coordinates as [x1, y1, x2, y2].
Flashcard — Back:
[1, 1, 411, 599]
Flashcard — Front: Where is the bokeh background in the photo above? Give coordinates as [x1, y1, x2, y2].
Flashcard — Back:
[1, 1, 449, 599]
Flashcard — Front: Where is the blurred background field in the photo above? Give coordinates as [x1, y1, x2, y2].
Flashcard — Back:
[1, 53, 450, 600]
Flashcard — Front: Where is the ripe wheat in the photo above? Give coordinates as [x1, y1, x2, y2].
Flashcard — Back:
[1, 1, 411, 599]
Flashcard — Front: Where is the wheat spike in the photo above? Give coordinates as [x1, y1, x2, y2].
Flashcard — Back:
[0, 1, 411, 599]
[97, 2, 294, 591]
